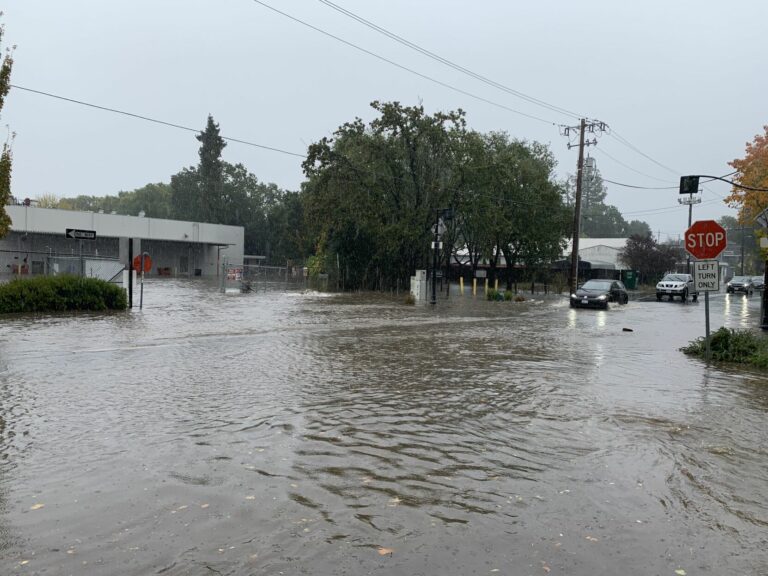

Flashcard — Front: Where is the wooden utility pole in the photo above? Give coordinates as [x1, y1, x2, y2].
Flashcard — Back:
[569, 119, 586, 293]
[562, 119, 605, 293]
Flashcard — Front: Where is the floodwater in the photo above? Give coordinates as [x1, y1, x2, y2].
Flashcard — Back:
[1, 280, 766, 575]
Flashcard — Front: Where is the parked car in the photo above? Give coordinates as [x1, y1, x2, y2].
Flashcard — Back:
[656, 273, 698, 302]
[570, 279, 629, 309]
[752, 275, 765, 290]
[727, 276, 754, 295]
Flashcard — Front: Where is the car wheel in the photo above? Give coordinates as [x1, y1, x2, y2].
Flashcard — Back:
[682, 288, 688, 302]
[692, 294, 698, 302]
[656, 294, 662, 301]
[622, 294, 629, 304]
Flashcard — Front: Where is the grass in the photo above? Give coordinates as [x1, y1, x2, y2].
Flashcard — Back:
[681, 326, 768, 368]
[0, 275, 128, 314]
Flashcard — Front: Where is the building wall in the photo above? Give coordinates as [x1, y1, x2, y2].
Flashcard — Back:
[578, 245, 627, 270]
[2, 205, 244, 278]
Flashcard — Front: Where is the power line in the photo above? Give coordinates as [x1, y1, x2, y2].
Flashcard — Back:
[603, 178, 677, 190]
[316, 0, 583, 121]
[10, 84, 306, 158]
[606, 129, 679, 176]
[250, 0, 560, 126]
[591, 148, 676, 184]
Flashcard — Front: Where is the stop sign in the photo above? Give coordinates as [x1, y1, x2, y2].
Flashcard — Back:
[684, 220, 727, 259]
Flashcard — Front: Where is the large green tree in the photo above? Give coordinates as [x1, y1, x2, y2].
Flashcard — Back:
[302, 101, 463, 290]
[455, 131, 569, 288]
[0, 17, 15, 237]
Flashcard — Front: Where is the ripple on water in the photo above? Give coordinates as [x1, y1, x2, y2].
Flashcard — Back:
[1, 282, 767, 574]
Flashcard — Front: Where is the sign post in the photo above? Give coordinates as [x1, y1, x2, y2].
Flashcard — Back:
[132, 253, 153, 310]
[685, 220, 727, 360]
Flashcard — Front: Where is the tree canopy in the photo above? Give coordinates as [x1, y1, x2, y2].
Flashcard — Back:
[302, 101, 570, 290]
[725, 125, 768, 223]
[620, 234, 680, 283]
[566, 165, 651, 238]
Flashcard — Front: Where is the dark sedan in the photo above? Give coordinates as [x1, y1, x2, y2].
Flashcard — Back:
[570, 279, 629, 309]
[726, 276, 754, 295]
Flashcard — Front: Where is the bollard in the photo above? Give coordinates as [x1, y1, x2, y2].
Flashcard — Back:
[494, 279, 499, 291]
[473, 278, 477, 297]
[460, 277, 464, 295]
[484, 278, 488, 296]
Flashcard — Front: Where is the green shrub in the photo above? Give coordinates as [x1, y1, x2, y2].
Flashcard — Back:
[503, 290, 513, 301]
[486, 288, 505, 301]
[681, 326, 768, 367]
[0, 275, 127, 314]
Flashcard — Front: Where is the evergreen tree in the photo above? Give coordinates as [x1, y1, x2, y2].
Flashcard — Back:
[197, 115, 226, 223]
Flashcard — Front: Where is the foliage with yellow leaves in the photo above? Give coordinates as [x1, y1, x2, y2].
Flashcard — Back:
[725, 125, 768, 224]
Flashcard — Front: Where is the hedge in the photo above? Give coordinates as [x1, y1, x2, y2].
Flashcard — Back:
[0, 275, 127, 313]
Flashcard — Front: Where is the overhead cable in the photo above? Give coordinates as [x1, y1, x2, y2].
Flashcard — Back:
[250, 0, 560, 126]
[10, 84, 306, 158]
[316, 0, 583, 121]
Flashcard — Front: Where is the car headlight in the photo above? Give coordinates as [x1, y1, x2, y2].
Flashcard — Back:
[597, 295, 607, 300]
[571, 293, 578, 298]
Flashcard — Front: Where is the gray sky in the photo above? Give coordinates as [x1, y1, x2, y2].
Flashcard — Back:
[4, 0, 766, 241]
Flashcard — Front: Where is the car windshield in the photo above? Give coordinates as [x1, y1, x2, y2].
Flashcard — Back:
[581, 280, 612, 290]
[731, 276, 749, 282]
[753, 276, 763, 281]
[661, 274, 687, 282]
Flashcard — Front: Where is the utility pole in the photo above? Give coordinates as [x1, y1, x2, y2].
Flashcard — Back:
[678, 192, 701, 274]
[562, 119, 606, 293]
[431, 210, 440, 305]
[740, 226, 745, 275]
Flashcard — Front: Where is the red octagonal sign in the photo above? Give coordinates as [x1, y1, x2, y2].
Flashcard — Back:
[684, 220, 727, 260]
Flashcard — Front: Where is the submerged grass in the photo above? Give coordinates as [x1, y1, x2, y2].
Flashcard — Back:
[0, 275, 127, 313]
[681, 326, 768, 368]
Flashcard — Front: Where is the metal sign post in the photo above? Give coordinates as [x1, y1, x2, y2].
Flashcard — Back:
[686, 220, 727, 361]
[693, 259, 720, 361]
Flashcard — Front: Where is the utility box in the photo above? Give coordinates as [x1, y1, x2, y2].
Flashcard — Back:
[622, 270, 638, 290]
[411, 269, 427, 303]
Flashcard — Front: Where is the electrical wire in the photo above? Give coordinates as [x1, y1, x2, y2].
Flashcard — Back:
[316, 0, 583, 121]
[10, 84, 307, 158]
[606, 129, 679, 176]
[591, 148, 676, 184]
[250, 0, 561, 126]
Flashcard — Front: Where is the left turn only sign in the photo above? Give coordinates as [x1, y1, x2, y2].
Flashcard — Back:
[65, 228, 96, 240]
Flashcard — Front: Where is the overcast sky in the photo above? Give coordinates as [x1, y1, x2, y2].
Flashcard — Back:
[3, 0, 766, 241]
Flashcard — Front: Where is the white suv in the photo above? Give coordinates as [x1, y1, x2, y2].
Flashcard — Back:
[656, 273, 698, 302]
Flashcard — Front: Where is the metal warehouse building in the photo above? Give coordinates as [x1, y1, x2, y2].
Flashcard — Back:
[1, 204, 244, 279]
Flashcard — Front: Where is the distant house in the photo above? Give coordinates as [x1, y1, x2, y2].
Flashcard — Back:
[563, 238, 630, 271]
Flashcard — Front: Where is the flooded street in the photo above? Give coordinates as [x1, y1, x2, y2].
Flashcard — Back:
[1, 280, 767, 575]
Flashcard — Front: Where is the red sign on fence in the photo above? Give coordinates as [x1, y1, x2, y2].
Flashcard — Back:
[684, 220, 727, 260]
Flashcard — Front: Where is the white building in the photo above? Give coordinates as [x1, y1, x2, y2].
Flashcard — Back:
[564, 238, 630, 271]
[1, 205, 244, 278]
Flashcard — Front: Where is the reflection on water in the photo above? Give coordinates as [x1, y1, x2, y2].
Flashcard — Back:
[0, 280, 766, 575]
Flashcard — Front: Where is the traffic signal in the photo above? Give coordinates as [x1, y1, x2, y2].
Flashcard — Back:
[679, 175, 700, 195]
